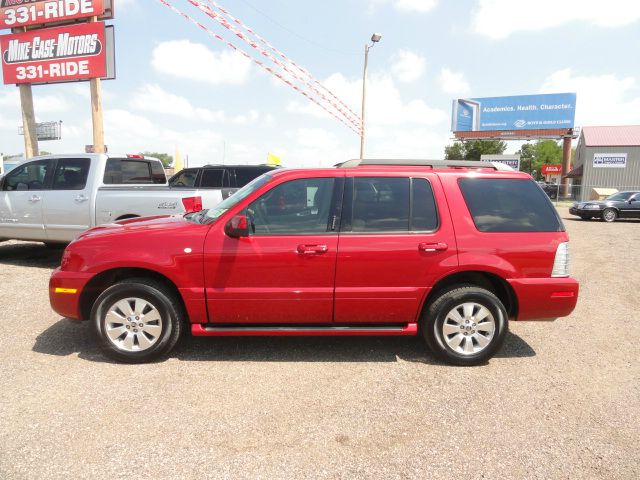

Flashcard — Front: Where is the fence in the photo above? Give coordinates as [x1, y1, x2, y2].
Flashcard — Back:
[542, 183, 640, 204]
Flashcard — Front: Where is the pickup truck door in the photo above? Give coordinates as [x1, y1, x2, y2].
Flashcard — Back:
[203, 176, 343, 324]
[0, 159, 54, 241]
[42, 157, 93, 242]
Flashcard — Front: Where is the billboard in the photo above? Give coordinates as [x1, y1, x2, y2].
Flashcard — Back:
[0, 0, 110, 29]
[0, 21, 112, 84]
[452, 93, 576, 132]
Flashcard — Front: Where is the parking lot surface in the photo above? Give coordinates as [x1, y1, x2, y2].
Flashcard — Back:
[0, 207, 638, 479]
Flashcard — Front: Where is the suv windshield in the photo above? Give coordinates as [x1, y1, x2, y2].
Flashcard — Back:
[202, 173, 273, 223]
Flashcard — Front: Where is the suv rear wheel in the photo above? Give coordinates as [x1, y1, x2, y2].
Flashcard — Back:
[91, 278, 184, 363]
[422, 285, 508, 366]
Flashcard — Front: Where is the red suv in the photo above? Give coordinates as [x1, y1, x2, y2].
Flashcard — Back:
[50, 160, 579, 365]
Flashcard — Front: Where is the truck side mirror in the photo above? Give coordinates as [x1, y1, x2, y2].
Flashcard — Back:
[224, 214, 249, 238]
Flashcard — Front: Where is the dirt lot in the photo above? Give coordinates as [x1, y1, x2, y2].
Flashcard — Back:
[0, 207, 638, 479]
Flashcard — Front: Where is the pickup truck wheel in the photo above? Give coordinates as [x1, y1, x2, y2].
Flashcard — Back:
[91, 278, 183, 363]
[422, 285, 508, 366]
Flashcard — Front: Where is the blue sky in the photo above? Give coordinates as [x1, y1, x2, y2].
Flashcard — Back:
[1, 0, 639, 167]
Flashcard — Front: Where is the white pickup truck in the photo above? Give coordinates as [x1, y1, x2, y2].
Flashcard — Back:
[0, 153, 206, 244]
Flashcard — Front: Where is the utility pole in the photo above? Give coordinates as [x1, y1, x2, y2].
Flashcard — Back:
[359, 33, 382, 159]
[15, 27, 38, 158]
[89, 16, 105, 153]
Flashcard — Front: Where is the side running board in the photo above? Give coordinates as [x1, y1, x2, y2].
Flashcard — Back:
[192, 323, 418, 336]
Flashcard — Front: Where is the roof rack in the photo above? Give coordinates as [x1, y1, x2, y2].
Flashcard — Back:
[336, 159, 515, 171]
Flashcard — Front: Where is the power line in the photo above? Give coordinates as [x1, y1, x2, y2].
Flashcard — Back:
[237, 0, 361, 56]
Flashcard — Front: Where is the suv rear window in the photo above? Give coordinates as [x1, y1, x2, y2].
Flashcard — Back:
[458, 178, 563, 232]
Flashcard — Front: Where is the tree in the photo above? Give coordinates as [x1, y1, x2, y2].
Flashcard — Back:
[142, 152, 173, 168]
[444, 140, 507, 160]
[516, 140, 562, 179]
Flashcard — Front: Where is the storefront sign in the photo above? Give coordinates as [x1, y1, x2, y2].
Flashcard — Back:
[541, 164, 562, 175]
[0, 0, 105, 29]
[1, 21, 107, 84]
[593, 153, 627, 168]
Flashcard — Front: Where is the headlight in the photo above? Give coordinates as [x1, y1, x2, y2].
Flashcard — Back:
[584, 204, 601, 210]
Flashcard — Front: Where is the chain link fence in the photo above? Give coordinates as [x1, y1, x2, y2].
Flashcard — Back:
[539, 183, 640, 204]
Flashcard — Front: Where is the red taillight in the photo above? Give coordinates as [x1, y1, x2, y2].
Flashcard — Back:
[126, 154, 144, 159]
[182, 196, 203, 213]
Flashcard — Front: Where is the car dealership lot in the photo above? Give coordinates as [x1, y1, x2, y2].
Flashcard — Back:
[0, 207, 638, 479]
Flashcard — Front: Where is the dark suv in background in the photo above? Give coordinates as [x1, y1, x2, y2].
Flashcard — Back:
[169, 164, 277, 199]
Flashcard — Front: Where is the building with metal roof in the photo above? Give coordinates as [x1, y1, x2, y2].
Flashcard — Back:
[569, 125, 640, 201]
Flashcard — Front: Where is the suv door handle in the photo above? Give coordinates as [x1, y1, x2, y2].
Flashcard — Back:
[297, 244, 328, 255]
[418, 242, 448, 252]
[28, 195, 41, 203]
[74, 194, 89, 203]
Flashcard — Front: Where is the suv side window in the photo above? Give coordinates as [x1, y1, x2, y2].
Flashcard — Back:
[411, 178, 439, 231]
[52, 158, 90, 190]
[345, 177, 438, 232]
[104, 159, 164, 184]
[170, 169, 199, 188]
[459, 178, 562, 232]
[2, 159, 53, 191]
[352, 177, 410, 232]
[200, 169, 224, 188]
[235, 167, 270, 188]
[247, 178, 335, 235]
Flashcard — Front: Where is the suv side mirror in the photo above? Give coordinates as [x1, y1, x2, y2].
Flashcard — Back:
[224, 214, 249, 238]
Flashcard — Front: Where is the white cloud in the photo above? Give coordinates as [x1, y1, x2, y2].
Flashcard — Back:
[391, 50, 426, 83]
[438, 68, 470, 95]
[151, 40, 251, 85]
[540, 68, 640, 125]
[370, 0, 437, 13]
[231, 109, 260, 125]
[289, 72, 446, 127]
[473, 0, 640, 39]
[0, 90, 68, 113]
[129, 84, 225, 122]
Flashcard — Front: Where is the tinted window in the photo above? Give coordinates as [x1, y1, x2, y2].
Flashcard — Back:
[459, 178, 563, 232]
[52, 158, 90, 190]
[411, 179, 438, 231]
[170, 169, 199, 188]
[200, 169, 224, 188]
[352, 177, 410, 232]
[104, 159, 159, 184]
[2, 160, 52, 191]
[247, 178, 334, 235]
[150, 161, 166, 184]
[235, 167, 271, 188]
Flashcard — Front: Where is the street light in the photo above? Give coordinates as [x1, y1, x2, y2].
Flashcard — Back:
[360, 32, 382, 159]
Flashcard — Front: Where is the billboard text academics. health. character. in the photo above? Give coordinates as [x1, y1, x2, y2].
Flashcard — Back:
[451, 93, 577, 133]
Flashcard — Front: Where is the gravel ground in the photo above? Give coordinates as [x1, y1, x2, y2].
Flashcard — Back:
[0, 207, 638, 479]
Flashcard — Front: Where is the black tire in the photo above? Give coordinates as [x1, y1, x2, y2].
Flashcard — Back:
[602, 208, 617, 223]
[91, 278, 184, 363]
[421, 285, 508, 366]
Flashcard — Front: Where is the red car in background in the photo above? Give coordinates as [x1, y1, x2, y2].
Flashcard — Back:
[50, 159, 579, 365]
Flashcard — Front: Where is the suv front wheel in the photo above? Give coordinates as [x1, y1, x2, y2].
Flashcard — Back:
[422, 285, 508, 366]
[91, 278, 184, 363]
